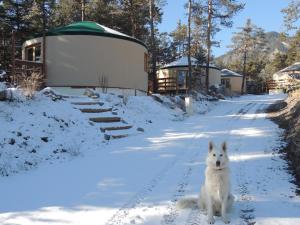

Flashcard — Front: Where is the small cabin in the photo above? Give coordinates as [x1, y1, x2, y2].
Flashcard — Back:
[273, 62, 300, 83]
[221, 69, 245, 95]
[157, 57, 221, 94]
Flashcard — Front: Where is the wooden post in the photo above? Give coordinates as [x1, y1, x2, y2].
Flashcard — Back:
[176, 76, 178, 95]
[43, 33, 46, 79]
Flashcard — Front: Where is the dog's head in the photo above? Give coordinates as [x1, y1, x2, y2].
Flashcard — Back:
[206, 141, 229, 170]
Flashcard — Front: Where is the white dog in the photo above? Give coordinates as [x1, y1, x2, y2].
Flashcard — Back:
[199, 141, 234, 224]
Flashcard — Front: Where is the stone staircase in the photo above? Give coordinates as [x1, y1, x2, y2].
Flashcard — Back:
[71, 98, 142, 141]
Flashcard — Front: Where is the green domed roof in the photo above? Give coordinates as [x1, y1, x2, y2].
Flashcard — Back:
[45, 21, 147, 48]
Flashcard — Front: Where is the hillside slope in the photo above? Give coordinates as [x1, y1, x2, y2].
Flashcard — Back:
[216, 31, 289, 66]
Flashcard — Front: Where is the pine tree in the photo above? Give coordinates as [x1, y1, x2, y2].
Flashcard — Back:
[120, 0, 149, 39]
[264, 52, 288, 80]
[286, 31, 300, 65]
[281, 0, 300, 31]
[170, 20, 187, 58]
[193, 0, 244, 91]
[52, 0, 82, 26]
[229, 19, 267, 93]
[156, 32, 176, 65]
[85, 0, 121, 30]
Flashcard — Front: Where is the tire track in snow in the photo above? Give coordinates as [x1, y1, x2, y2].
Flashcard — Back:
[104, 153, 184, 225]
[160, 150, 201, 225]
[234, 103, 260, 225]
[236, 99, 274, 224]
[104, 132, 201, 225]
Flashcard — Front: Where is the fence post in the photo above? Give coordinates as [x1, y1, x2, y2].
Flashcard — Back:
[176, 77, 178, 95]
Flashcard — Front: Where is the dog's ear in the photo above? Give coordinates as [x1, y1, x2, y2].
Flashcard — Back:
[222, 141, 227, 152]
[209, 141, 214, 152]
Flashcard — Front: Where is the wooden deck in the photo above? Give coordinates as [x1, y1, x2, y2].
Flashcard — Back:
[157, 77, 187, 95]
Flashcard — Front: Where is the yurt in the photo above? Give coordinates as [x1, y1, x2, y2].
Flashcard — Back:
[22, 21, 148, 95]
[273, 62, 300, 82]
[157, 56, 221, 93]
[221, 69, 245, 95]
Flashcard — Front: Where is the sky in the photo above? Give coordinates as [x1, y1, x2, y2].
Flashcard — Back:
[158, 0, 290, 57]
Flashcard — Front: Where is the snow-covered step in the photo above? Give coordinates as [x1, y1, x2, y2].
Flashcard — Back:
[79, 108, 112, 113]
[71, 101, 104, 106]
[100, 125, 132, 133]
[104, 133, 129, 140]
[89, 117, 121, 123]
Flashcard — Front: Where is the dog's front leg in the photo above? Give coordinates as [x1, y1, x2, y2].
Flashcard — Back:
[206, 196, 215, 224]
[221, 196, 230, 224]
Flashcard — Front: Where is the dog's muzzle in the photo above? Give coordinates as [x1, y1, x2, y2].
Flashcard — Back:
[216, 160, 221, 167]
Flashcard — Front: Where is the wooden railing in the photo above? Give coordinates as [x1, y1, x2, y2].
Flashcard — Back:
[157, 77, 180, 94]
[266, 79, 300, 92]
[13, 59, 44, 85]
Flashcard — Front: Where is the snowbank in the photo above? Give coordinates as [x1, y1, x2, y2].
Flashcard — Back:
[0, 89, 212, 176]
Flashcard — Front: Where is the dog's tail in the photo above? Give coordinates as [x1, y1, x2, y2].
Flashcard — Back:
[177, 197, 198, 209]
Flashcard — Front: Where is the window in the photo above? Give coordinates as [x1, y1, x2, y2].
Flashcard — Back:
[144, 53, 148, 72]
[221, 78, 230, 88]
[26, 48, 34, 61]
[178, 70, 187, 88]
[25, 43, 41, 62]
[35, 45, 41, 61]
[225, 79, 230, 88]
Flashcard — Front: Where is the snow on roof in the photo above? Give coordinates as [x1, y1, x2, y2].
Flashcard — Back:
[221, 69, 243, 77]
[161, 56, 220, 70]
[280, 62, 300, 73]
[44, 21, 147, 48]
[163, 57, 198, 68]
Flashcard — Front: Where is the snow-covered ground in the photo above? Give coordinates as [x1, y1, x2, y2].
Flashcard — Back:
[0, 94, 299, 225]
[0, 89, 198, 177]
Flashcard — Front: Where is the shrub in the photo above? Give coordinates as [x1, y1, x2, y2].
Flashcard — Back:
[20, 72, 44, 99]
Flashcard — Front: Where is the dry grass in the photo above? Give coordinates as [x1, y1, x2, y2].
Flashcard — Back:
[20, 72, 44, 99]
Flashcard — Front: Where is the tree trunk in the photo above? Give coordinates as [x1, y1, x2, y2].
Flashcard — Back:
[187, 0, 192, 94]
[241, 48, 247, 94]
[42, 0, 47, 81]
[129, 0, 136, 37]
[11, 31, 15, 85]
[149, 0, 157, 93]
[205, 0, 212, 92]
[81, 0, 85, 21]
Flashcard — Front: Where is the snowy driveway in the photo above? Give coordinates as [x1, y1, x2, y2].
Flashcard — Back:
[1, 94, 300, 225]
